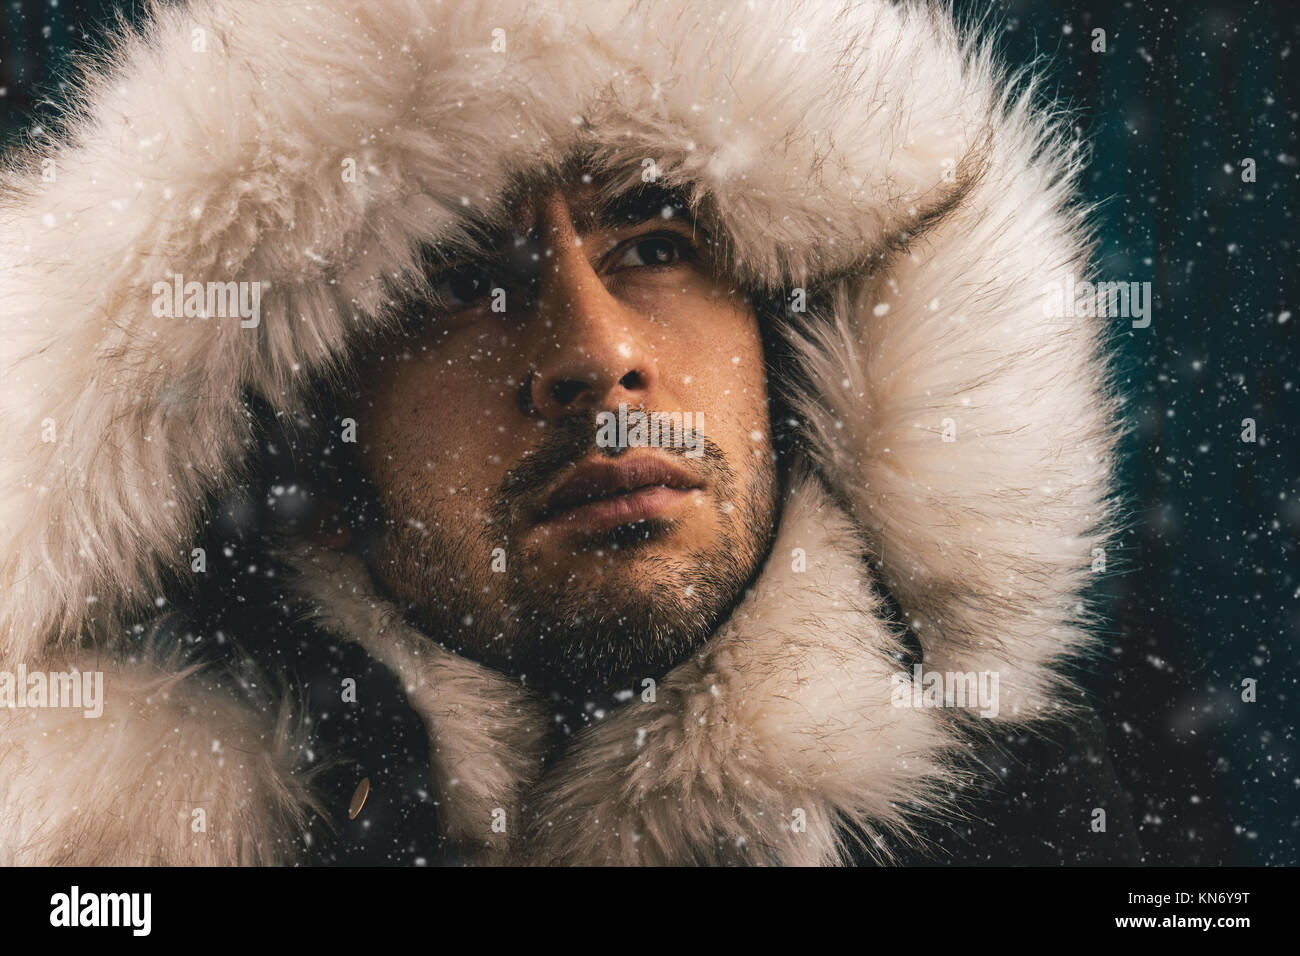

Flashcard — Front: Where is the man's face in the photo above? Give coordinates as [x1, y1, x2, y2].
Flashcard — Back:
[352, 182, 780, 698]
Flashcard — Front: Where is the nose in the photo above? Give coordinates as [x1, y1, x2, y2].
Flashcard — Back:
[526, 201, 656, 421]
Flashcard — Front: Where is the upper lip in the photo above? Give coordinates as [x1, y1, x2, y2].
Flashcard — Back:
[537, 456, 702, 523]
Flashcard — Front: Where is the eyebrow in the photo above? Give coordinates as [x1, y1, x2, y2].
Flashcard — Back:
[417, 181, 703, 281]
[584, 182, 697, 233]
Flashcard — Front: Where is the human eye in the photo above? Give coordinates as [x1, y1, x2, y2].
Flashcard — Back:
[430, 262, 497, 309]
[607, 232, 697, 272]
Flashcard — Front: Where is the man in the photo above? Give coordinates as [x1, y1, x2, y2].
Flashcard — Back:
[0, 0, 1140, 865]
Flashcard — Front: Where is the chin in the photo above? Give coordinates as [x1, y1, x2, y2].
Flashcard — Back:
[549, 525, 707, 584]
[565, 514, 714, 554]
[538, 543, 696, 597]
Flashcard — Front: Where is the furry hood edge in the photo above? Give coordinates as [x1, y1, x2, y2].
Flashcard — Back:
[0, 0, 1120, 715]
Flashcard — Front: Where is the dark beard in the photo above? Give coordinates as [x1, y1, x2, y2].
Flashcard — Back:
[361, 416, 779, 701]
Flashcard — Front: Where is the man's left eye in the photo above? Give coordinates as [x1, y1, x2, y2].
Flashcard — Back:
[612, 235, 689, 270]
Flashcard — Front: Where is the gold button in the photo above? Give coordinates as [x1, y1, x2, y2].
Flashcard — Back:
[348, 777, 370, 820]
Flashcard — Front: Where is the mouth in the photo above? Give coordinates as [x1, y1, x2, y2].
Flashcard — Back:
[536, 456, 704, 531]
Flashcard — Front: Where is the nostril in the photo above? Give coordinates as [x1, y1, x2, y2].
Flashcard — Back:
[550, 380, 588, 406]
[619, 370, 645, 391]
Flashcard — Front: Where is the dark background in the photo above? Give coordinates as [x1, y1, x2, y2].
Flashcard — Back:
[2, 0, 1296, 865]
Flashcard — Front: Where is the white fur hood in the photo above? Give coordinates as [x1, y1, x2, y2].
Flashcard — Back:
[0, 0, 1120, 865]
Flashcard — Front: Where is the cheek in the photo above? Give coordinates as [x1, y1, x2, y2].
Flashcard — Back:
[359, 355, 510, 509]
[644, 294, 769, 426]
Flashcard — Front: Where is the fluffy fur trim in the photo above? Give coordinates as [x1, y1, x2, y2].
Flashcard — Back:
[285, 544, 552, 847]
[0, 646, 317, 865]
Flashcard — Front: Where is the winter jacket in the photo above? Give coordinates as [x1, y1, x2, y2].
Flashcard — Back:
[0, 0, 1140, 866]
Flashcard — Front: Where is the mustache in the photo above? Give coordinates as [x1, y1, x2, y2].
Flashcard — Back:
[493, 413, 729, 516]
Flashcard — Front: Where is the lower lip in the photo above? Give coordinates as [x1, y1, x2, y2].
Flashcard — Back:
[541, 485, 699, 531]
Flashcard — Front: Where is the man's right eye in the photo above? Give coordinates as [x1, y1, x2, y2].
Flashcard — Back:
[432, 266, 494, 307]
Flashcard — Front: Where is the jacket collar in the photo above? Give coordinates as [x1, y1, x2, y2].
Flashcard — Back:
[284, 474, 966, 865]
